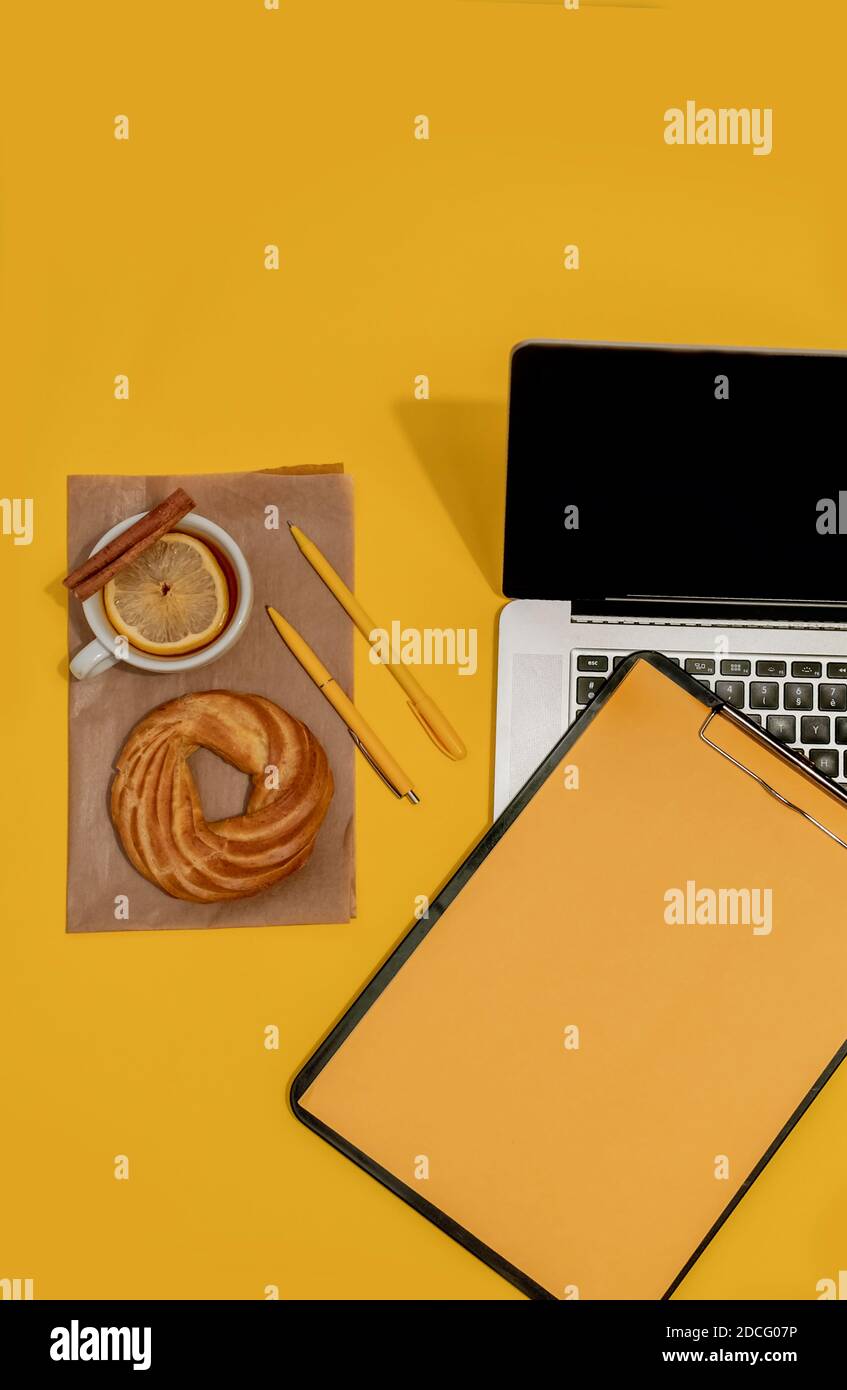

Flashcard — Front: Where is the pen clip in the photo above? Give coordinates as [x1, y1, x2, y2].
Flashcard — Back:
[346, 727, 403, 798]
[406, 700, 466, 760]
[406, 700, 457, 758]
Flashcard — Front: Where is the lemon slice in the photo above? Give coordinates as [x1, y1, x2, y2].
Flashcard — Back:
[104, 532, 229, 656]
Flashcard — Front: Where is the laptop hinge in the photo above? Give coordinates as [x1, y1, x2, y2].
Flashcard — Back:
[572, 613, 847, 632]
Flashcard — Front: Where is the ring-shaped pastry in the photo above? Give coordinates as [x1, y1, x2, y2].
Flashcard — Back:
[110, 690, 334, 903]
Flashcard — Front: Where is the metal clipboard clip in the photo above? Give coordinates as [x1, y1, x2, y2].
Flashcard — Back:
[699, 704, 847, 854]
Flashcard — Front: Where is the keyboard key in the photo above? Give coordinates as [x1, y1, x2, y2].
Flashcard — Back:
[801, 715, 831, 744]
[750, 682, 779, 710]
[577, 655, 609, 672]
[791, 661, 822, 678]
[685, 658, 715, 675]
[826, 662, 847, 679]
[756, 660, 786, 677]
[819, 684, 847, 711]
[576, 676, 605, 704]
[745, 713, 763, 726]
[767, 713, 796, 743]
[836, 718, 847, 745]
[720, 659, 751, 676]
[715, 680, 745, 708]
[783, 682, 813, 710]
[810, 748, 840, 778]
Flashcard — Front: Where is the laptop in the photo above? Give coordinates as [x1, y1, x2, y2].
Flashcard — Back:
[494, 340, 847, 816]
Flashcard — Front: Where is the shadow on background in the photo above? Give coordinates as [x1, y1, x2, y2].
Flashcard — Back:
[393, 399, 507, 595]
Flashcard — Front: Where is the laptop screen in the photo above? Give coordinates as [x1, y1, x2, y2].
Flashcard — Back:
[503, 342, 847, 617]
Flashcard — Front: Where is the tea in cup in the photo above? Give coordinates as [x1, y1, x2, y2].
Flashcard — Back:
[69, 512, 253, 680]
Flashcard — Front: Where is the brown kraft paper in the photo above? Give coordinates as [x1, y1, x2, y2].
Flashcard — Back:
[66, 469, 355, 931]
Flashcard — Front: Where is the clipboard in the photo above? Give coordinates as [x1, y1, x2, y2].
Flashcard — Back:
[292, 653, 847, 1300]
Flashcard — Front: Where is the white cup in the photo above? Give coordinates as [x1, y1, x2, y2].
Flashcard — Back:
[69, 511, 254, 680]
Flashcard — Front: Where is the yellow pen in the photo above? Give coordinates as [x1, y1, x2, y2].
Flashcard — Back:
[265, 606, 420, 804]
[286, 522, 466, 760]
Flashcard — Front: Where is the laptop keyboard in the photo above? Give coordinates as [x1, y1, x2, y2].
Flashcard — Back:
[571, 651, 847, 789]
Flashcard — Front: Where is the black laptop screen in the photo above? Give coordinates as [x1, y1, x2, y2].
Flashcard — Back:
[503, 342, 847, 615]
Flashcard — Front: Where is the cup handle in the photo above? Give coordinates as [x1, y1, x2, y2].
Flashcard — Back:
[70, 638, 119, 681]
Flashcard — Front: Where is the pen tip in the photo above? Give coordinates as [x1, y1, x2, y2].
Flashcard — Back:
[407, 790, 421, 805]
[286, 520, 294, 529]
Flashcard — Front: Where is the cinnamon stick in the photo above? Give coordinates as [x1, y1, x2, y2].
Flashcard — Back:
[64, 487, 196, 601]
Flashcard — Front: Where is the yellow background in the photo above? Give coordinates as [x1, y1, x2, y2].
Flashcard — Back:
[2, 0, 845, 1299]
